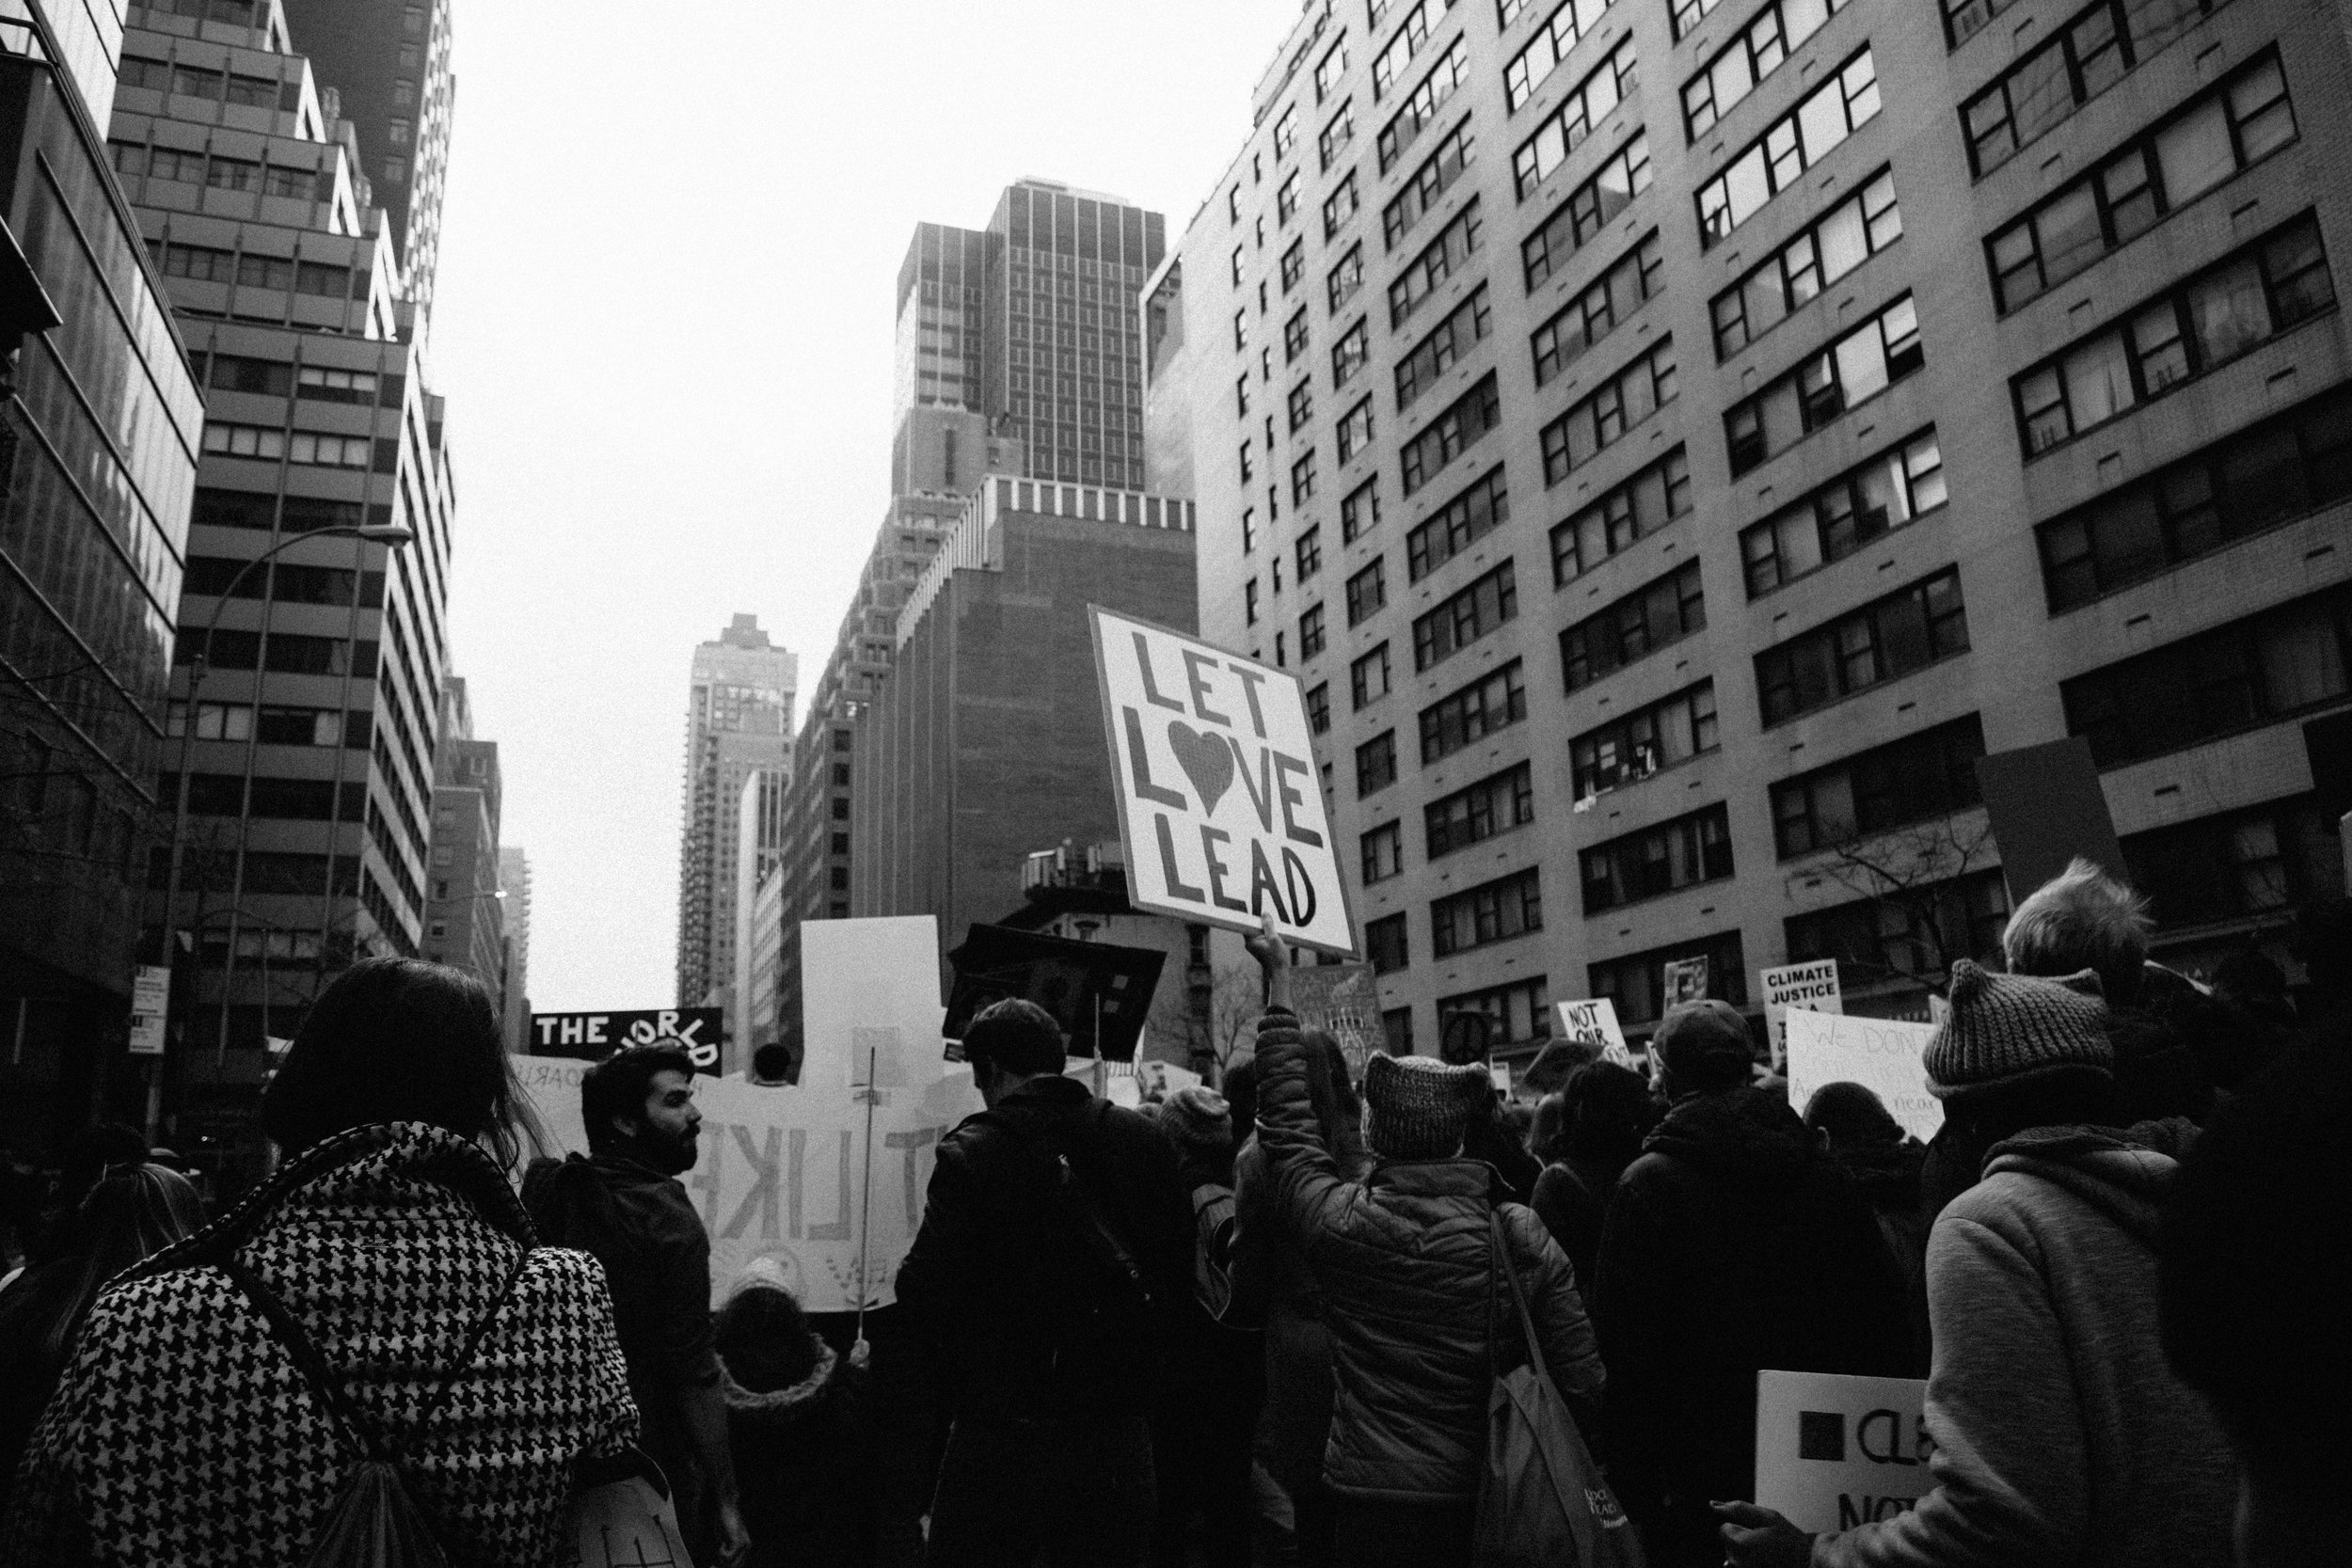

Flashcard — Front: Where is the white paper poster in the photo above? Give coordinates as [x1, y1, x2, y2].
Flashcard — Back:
[800, 917, 947, 1088]
[1760, 959, 1844, 1066]
[128, 964, 169, 1055]
[1756, 1370, 1936, 1532]
[1553, 998, 1630, 1065]
[1784, 1009, 1944, 1142]
[1089, 607, 1356, 956]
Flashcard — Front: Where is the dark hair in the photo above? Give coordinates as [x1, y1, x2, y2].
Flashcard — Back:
[1560, 1060, 1656, 1173]
[1530, 1093, 1570, 1164]
[0, 1164, 207, 1363]
[715, 1282, 820, 1394]
[263, 958, 523, 1163]
[580, 1044, 696, 1152]
[1298, 1030, 1370, 1178]
[1804, 1081, 1906, 1148]
[1221, 1056, 1261, 1156]
[752, 1043, 798, 1084]
[961, 998, 1065, 1078]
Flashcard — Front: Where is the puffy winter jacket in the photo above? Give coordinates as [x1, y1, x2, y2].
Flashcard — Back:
[1253, 1010, 1604, 1503]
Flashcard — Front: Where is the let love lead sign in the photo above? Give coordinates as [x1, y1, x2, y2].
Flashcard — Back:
[1090, 607, 1357, 957]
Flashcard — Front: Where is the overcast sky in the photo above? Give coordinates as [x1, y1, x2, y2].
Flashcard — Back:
[427, 0, 1297, 1011]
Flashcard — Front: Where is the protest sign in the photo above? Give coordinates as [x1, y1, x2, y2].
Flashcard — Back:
[515, 1053, 979, 1313]
[531, 1007, 723, 1075]
[1553, 998, 1629, 1061]
[1760, 960, 1843, 1067]
[1756, 1370, 1935, 1531]
[1089, 607, 1355, 956]
[803, 917, 951, 1086]
[1661, 956, 1710, 1006]
[128, 965, 168, 1055]
[1290, 960, 1383, 1073]
[1784, 1009, 1944, 1141]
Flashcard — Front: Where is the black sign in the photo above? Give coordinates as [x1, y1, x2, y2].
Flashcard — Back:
[529, 1008, 723, 1075]
[944, 925, 1166, 1063]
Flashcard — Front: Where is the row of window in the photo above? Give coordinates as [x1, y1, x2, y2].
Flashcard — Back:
[1385, 121, 1477, 250]
[1390, 201, 1482, 328]
[1550, 447, 1691, 586]
[1561, 559, 1704, 693]
[1740, 430, 1946, 598]
[1683, 0, 1851, 139]
[1397, 283, 1491, 410]
[1533, 230, 1661, 387]
[204, 352, 401, 408]
[1414, 561, 1518, 670]
[1371, 0, 1452, 99]
[1538, 339, 1677, 484]
[118, 55, 299, 111]
[1726, 293, 1921, 476]
[202, 423, 389, 470]
[169, 628, 378, 677]
[162, 771, 371, 824]
[1401, 371, 1502, 494]
[183, 555, 385, 610]
[167, 699, 370, 751]
[1710, 169, 1900, 362]
[112, 141, 324, 200]
[1407, 464, 1509, 580]
[1521, 132, 1650, 293]
[193, 489, 386, 535]
[154, 242, 369, 299]
[1756, 565, 1968, 726]
[1772, 715, 1985, 859]
[1697, 49, 1880, 248]
[1511, 38, 1638, 200]
[1788, 869, 2009, 983]
[1504, 0, 1615, 112]
[1963, 0, 2232, 177]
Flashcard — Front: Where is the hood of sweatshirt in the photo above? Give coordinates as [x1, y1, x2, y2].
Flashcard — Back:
[1981, 1118, 2198, 1248]
[1643, 1085, 1826, 1187]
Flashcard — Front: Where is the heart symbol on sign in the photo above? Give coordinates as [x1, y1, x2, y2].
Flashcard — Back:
[1166, 721, 1234, 816]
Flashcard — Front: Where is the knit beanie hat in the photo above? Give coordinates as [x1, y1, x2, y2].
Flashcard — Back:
[1160, 1085, 1232, 1160]
[1925, 958, 2113, 1101]
[1362, 1052, 1491, 1160]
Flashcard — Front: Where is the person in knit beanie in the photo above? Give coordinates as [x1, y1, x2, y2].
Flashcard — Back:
[1245, 923, 1601, 1568]
[1718, 955, 2235, 1567]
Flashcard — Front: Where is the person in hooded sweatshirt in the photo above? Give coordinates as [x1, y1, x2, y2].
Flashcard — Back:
[1716, 959, 2238, 1568]
[712, 1259, 867, 1568]
[1592, 1000, 1910, 1568]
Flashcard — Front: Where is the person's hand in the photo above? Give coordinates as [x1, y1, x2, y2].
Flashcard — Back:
[714, 1494, 754, 1567]
[1714, 1501, 1813, 1568]
[1243, 912, 1292, 1011]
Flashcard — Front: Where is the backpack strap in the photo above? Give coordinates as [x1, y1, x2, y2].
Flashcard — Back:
[1488, 1209, 1560, 1398]
[975, 1105, 1152, 1307]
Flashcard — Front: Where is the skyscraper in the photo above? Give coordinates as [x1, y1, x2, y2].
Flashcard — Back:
[676, 613, 793, 1009]
[1151, 0, 2352, 1055]
[424, 675, 501, 995]
[498, 842, 530, 1051]
[277, 0, 453, 307]
[109, 0, 461, 1153]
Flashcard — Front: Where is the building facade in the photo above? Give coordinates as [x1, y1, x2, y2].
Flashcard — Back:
[675, 613, 792, 1009]
[497, 841, 528, 1051]
[109, 0, 461, 1147]
[423, 675, 501, 996]
[1150, 0, 2352, 1053]
[1, 0, 205, 1150]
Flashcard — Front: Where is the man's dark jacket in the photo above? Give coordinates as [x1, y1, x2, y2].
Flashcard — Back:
[895, 1074, 1194, 1421]
[1592, 1086, 1910, 1565]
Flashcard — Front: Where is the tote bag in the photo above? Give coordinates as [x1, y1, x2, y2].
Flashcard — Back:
[1471, 1212, 1645, 1568]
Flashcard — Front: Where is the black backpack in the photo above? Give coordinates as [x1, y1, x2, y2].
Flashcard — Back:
[974, 1102, 1157, 1362]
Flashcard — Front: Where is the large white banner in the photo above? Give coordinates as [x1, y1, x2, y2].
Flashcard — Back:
[1783, 1009, 1943, 1142]
[1089, 607, 1356, 956]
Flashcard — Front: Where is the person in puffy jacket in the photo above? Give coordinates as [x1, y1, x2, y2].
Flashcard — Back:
[1248, 927, 1602, 1568]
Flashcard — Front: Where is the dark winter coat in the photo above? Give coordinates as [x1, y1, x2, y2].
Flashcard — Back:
[1254, 1011, 1604, 1503]
[720, 1332, 868, 1568]
[1531, 1153, 1616, 1296]
[4, 1123, 637, 1568]
[1593, 1086, 1910, 1562]
[893, 1073, 1194, 1422]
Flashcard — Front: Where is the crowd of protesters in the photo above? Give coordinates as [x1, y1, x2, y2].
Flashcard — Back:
[0, 863, 2344, 1567]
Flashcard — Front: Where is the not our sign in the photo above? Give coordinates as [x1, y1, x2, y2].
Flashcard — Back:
[1089, 607, 1356, 956]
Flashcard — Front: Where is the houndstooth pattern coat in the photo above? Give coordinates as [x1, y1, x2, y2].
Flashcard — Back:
[2, 1121, 639, 1567]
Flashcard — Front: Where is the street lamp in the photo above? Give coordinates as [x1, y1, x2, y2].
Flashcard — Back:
[149, 524, 413, 1130]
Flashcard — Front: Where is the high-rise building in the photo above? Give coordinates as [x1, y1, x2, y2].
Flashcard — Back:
[109, 0, 460, 1150]
[1150, 0, 2352, 1055]
[498, 842, 529, 1051]
[423, 675, 501, 995]
[277, 0, 452, 308]
[676, 613, 793, 1009]
[1, 0, 205, 1149]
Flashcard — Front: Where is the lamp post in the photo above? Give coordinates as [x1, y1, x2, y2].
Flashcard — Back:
[149, 523, 412, 1135]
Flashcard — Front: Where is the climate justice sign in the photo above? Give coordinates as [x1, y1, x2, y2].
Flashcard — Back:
[1089, 607, 1356, 956]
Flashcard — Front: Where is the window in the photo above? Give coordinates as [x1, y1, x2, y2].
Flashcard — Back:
[1372, 0, 1443, 97]
[1684, 0, 1852, 138]
[1533, 232, 1662, 386]
[1438, 976, 1552, 1046]
[1519, 134, 1652, 293]
[294, 261, 352, 297]
[1725, 294, 1922, 476]
[1426, 762, 1535, 858]
[296, 365, 379, 404]
[1321, 99, 1358, 169]
[1230, 182, 1244, 223]
[1275, 103, 1300, 160]
[1292, 450, 1320, 504]
[1414, 562, 1518, 671]
[1279, 170, 1302, 227]
[1943, 0, 2023, 46]
[1314, 394, 1368, 472]
[1352, 641, 1395, 708]
[1987, 57, 2295, 314]
[1741, 430, 1947, 596]
[1284, 308, 1311, 363]
[1962, 0, 2235, 176]
[1330, 319, 1370, 388]
[1307, 681, 1333, 733]
[1280, 239, 1307, 293]
[1300, 603, 1328, 658]
[1400, 372, 1502, 495]
[1388, 201, 1481, 329]
[1297, 526, 1325, 581]
[1571, 680, 1719, 800]
[1379, 38, 1469, 172]
[1289, 378, 1315, 431]
[164, 243, 236, 281]
[1232, 244, 1248, 286]
[1316, 37, 1350, 101]
[201, 424, 374, 468]
[117, 55, 171, 91]
[1342, 478, 1383, 542]
[237, 254, 293, 289]
[1756, 566, 1970, 725]
[1505, 0, 1615, 110]
[2059, 581, 2352, 768]
[1238, 441, 1256, 484]
[1384, 121, 1475, 250]
[2122, 795, 2344, 928]
[1402, 472, 1515, 587]
[1538, 340, 1678, 484]
[1323, 172, 1361, 239]
[1591, 931, 1748, 1028]
[1512, 40, 1639, 200]
[1328, 244, 1366, 312]
[2011, 214, 2333, 457]
[1551, 448, 1692, 584]
[1361, 820, 1406, 883]
[2036, 381, 2352, 610]
[1581, 803, 1735, 913]
[206, 156, 259, 190]
[1772, 714, 1987, 858]
[1346, 559, 1388, 626]
[1420, 659, 1527, 762]
[1237, 374, 1253, 418]
[1560, 561, 1706, 692]
[1246, 578, 1261, 625]
[263, 165, 315, 199]
[1696, 50, 1881, 247]
[1366, 914, 1411, 974]
[1234, 309, 1251, 351]
[1357, 730, 1400, 795]
[1397, 284, 1492, 410]
[206, 352, 293, 395]
[1787, 871, 2009, 980]
[1433, 867, 1545, 956]
[1711, 170, 1901, 360]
